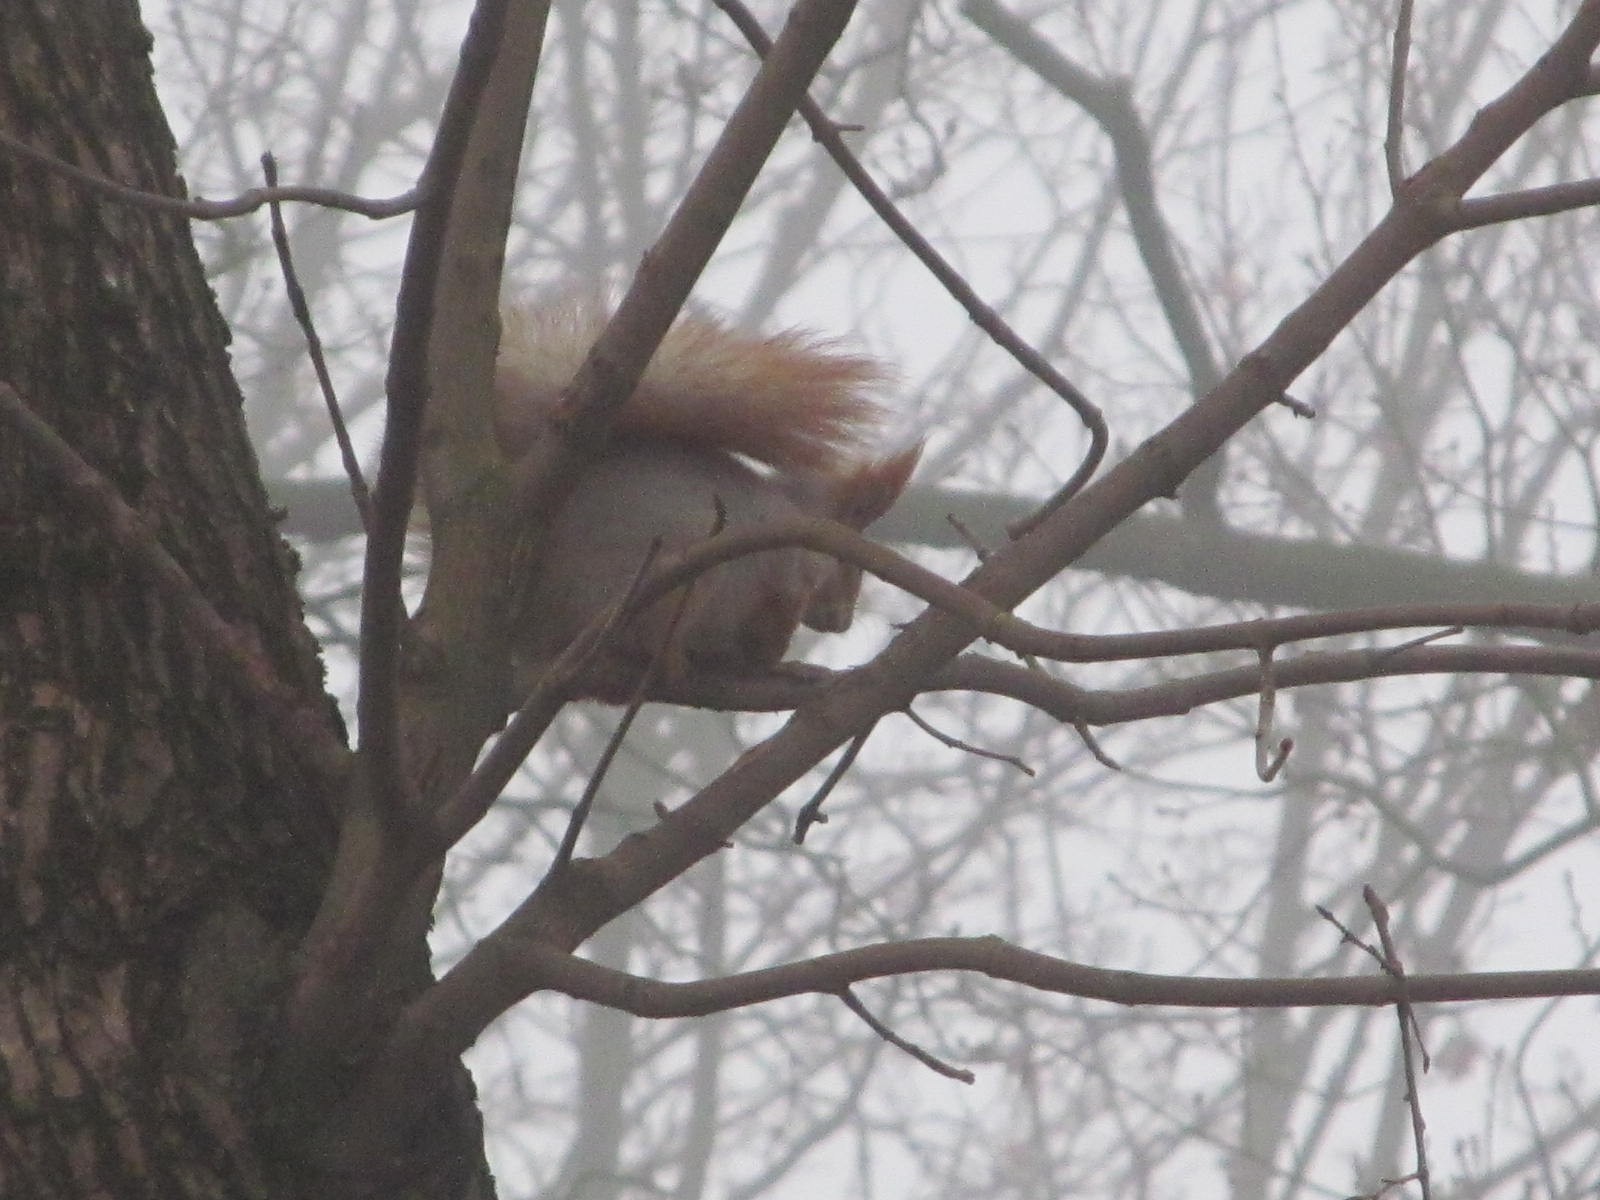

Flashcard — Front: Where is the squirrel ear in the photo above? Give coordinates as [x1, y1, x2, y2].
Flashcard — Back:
[832, 441, 922, 529]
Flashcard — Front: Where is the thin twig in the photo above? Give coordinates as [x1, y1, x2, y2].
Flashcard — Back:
[552, 540, 694, 871]
[947, 641, 1600, 732]
[1373, 625, 1463, 662]
[1071, 720, 1120, 770]
[262, 152, 371, 531]
[794, 728, 874, 843]
[1364, 886, 1432, 1200]
[0, 127, 418, 220]
[428, 570, 641, 855]
[1254, 647, 1293, 782]
[1386, 0, 1417, 194]
[551, 701, 645, 871]
[713, 0, 1107, 519]
[838, 986, 975, 1083]
[905, 706, 1035, 775]
[945, 512, 995, 561]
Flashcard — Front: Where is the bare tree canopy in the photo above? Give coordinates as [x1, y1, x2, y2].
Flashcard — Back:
[5, 1, 1600, 1197]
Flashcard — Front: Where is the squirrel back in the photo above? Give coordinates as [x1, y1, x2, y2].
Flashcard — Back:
[492, 299, 919, 699]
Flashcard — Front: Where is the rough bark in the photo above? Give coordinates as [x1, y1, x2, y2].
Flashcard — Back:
[0, 3, 488, 1195]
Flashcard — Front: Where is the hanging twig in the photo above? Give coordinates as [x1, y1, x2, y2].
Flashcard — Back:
[262, 152, 371, 531]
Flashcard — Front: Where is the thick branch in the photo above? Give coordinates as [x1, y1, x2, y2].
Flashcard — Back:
[357, 0, 513, 826]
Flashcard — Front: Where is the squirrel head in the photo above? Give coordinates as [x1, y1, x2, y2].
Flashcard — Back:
[798, 441, 922, 633]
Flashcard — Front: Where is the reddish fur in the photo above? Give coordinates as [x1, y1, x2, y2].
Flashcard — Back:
[491, 300, 921, 699]
[495, 298, 891, 479]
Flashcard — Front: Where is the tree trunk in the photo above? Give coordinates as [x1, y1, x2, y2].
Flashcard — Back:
[0, 3, 489, 1195]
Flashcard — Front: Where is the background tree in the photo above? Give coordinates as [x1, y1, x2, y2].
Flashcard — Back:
[6, 0, 1600, 1198]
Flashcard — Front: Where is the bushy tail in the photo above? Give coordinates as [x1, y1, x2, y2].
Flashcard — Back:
[495, 298, 893, 477]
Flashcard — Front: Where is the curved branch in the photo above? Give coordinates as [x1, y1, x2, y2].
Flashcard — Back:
[945, 641, 1600, 726]
[0, 127, 419, 219]
[627, 516, 1600, 664]
[716, 0, 1107, 511]
[416, 935, 1600, 1033]
[961, 0, 1225, 519]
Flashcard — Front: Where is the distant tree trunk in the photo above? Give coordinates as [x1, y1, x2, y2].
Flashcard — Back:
[0, 3, 489, 1195]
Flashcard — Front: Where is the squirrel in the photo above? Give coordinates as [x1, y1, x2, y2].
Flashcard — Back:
[490, 298, 921, 700]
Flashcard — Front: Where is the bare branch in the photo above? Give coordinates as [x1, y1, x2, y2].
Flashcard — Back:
[961, 0, 1219, 519]
[0, 126, 419, 219]
[405, 935, 1600, 1037]
[548, 510, 1600, 668]
[1364, 887, 1433, 1200]
[717, 0, 1107, 516]
[838, 987, 975, 1084]
[944, 641, 1600, 728]
[793, 730, 873, 844]
[1386, 0, 1417, 194]
[904, 706, 1036, 776]
[358, 0, 517, 832]
[262, 152, 371, 532]
[285, 0, 531, 1126]
[1451, 175, 1600, 229]
[552, 544, 688, 871]
[1253, 648, 1293, 782]
[548, 0, 866, 465]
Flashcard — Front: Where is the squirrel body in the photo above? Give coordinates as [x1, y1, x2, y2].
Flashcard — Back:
[494, 299, 919, 698]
